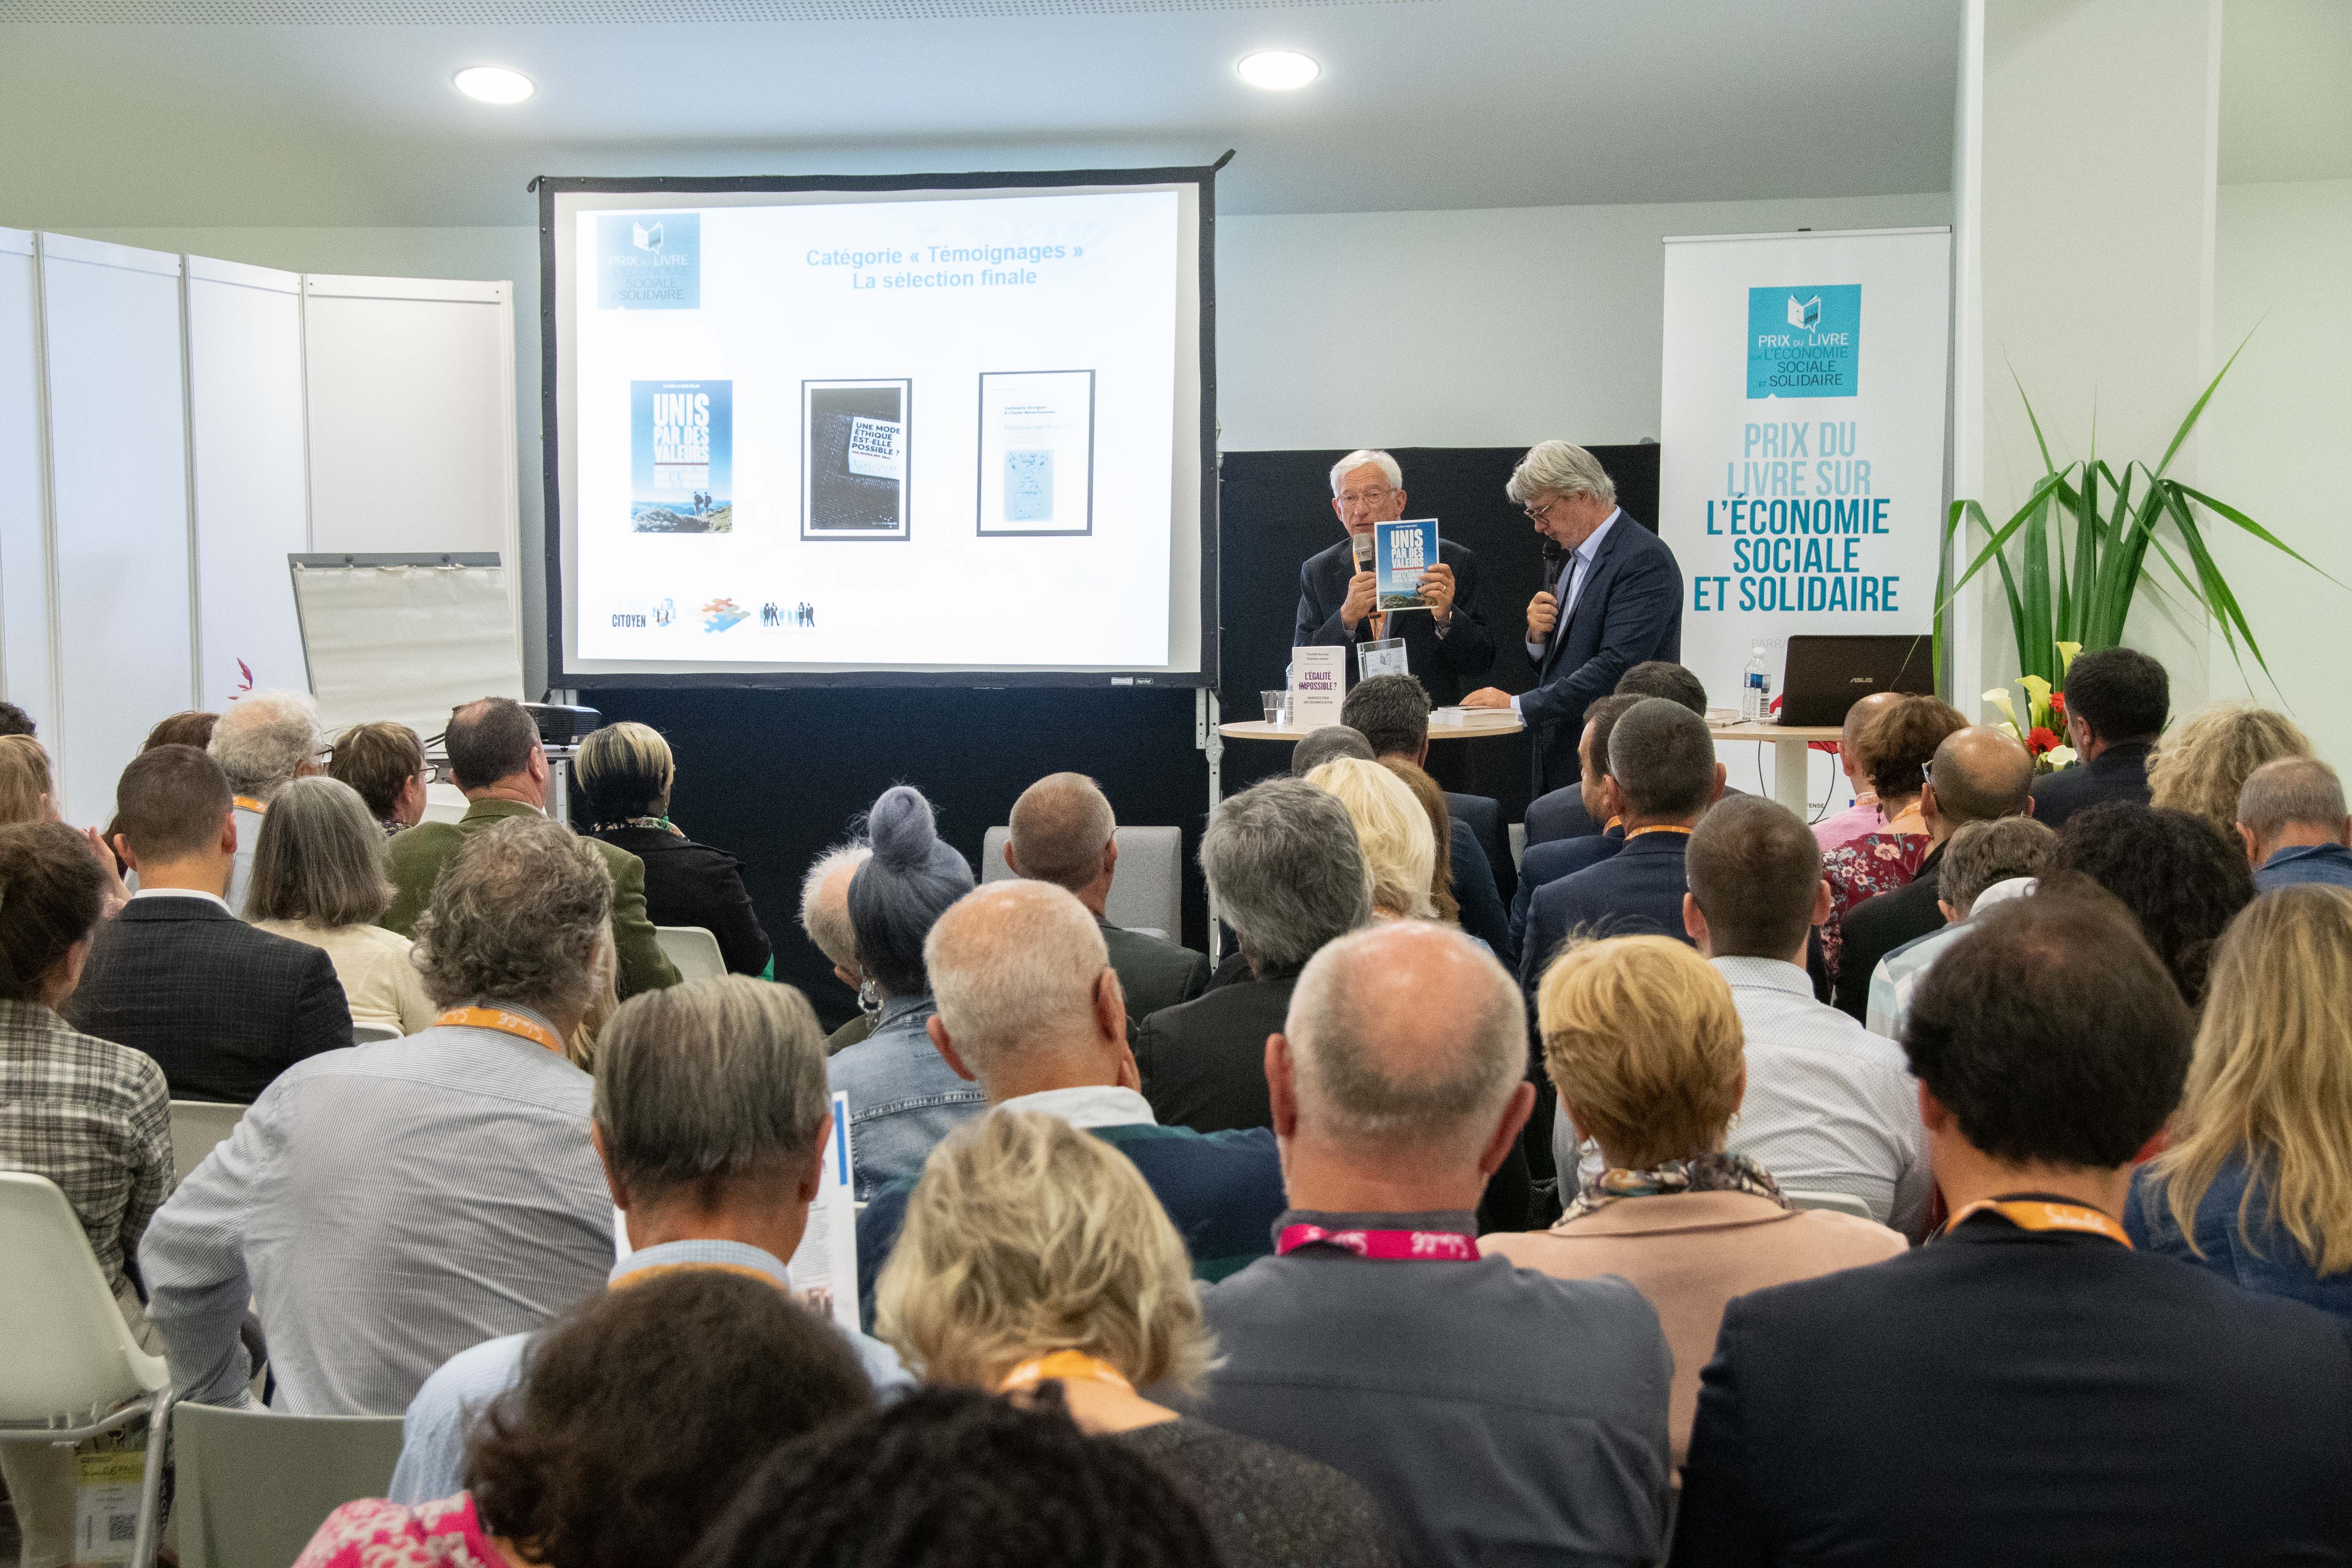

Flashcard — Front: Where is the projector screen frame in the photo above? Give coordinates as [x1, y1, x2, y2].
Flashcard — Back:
[534, 163, 1223, 691]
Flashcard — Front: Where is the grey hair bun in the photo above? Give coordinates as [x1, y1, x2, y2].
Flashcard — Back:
[847, 785, 975, 997]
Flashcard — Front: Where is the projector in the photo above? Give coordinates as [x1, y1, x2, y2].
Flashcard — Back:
[523, 702, 601, 749]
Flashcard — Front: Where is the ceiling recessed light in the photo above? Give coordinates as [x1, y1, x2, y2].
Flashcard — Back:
[454, 65, 535, 104]
[1237, 50, 1320, 90]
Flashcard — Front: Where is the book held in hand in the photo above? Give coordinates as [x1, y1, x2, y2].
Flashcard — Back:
[1374, 518, 1440, 611]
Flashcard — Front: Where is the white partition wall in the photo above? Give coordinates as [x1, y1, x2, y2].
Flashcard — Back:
[0, 230, 49, 736]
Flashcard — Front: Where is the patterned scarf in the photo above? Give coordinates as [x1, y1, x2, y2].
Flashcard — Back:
[1555, 1151, 1790, 1228]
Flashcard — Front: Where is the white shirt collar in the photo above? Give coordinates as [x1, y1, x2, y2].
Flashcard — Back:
[1967, 876, 2038, 915]
[994, 1083, 1157, 1132]
[130, 886, 235, 916]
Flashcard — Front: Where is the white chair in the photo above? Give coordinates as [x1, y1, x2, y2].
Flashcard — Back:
[0, 1173, 174, 1568]
[351, 1023, 401, 1044]
[980, 825, 1183, 939]
[654, 924, 727, 980]
[419, 797, 468, 825]
[172, 1404, 405, 1568]
[1508, 821, 1527, 870]
[1783, 1188, 1876, 1220]
[168, 1100, 247, 1184]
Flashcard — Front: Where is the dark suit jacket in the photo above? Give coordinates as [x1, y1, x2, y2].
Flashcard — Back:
[1445, 791, 1513, 906]
[1102, 919, 1211, 1025]
[1519, 516, 1684, 797]
[1519, 831, 1693, 992]
[2028, 739, 2153, 833]
[1524, 785, 1601, 847]
[591, 825, 772, 978]
[1293, 536, 1496, 708]
[1134, 969, 1300, 1135]
[66, 896, 352, 1103]
[1509, 828, 1622, 959]
[1671, 1209, 2352, 1566]
[1448, 817, 1515, 969]
[1832, 841, 1949, 1020]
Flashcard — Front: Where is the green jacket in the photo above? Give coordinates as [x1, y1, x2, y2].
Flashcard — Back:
[381, 797, 682, 999]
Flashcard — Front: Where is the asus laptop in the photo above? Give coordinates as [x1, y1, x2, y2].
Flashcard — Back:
[1778, 634, 1935, 727]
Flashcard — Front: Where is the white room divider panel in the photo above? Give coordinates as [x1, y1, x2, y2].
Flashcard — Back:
[38, 234, 195, 831]
[0, 229, 51, 736]
[187, 255, 310, 710]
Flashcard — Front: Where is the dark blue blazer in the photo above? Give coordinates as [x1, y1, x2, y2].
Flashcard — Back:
[1508, 828, 1622, 959]
[1448, 817, 1515, 970]
[1294, 536, 1495, 708]
[1524, 784, 1601, 847]
[1519, 517, 1683, 796]
[1518, 830, 1692, 993]
[1445, 791, 1512, 905]
[2027, 739, 2153, 833]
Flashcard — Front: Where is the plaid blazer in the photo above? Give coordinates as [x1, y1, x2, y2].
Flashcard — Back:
[0, 997, 173, 1291]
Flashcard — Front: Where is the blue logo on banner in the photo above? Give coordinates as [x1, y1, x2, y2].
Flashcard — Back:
[1746, 284, 1859, 398]
[597, 213, 700, 310]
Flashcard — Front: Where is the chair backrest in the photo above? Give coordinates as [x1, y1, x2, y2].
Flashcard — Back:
[420, 797, 468, 825]
[351, 1024, 402, 1045]
[169, 1100, 248, 1185]
[1783, 1188, 1876, 1220]
[1508, 821, 1527, 870]
[980, 825, 1182, 940]
[653, 924, 727, 980]
[0, 1173, 168, 1423]
[173, 1404, 406, 1568]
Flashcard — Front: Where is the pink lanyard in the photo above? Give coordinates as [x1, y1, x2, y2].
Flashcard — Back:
[1276, 1224, 1479, 1261]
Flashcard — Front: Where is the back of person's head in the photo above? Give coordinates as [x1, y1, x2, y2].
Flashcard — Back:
[209, 689, 321, 800]
[2061, 646, 2169, 744]
[594, 975, 831, 1206]
[1838, 690, 1901, 771]
[444, 697, 542, 791]
[1937, 816, 2058, 914]
[575, 721, 677, 826]
[1379, 756, 1460, 925]
[796, 843, 871, 974]
[0, 700, 34, 738]
[2149, 703, 2313, 833]
[2056, 802, 2255, 1008]
[0, 735, 52, 825]
[114, 744, 232, 863]
[1339, 674, 1433, 759]
[1306, 756, 1435, 919]
[326, 721, 424, 823]
[1286, 921, 1524, 1156]
[412, 814, 612, 1015]
[244, 776, 393, 927]
[1614, 661, 1708, 716]
[1926, 725, 2035, 827]
[1607, 697, 1716, 820]
[0, 820, 106, 1001]
[2149, 885, 2352, 1274]
[1004, 773, 1114, 892]
[684, 1385, 1215, 1568]
[1857, 696, 1968, 803]
[877, 1109, 1213, 1395]
[469, 1269, 872, 1568]
[1904, 888, 2192, 1169]
[924, 881, 1111, 1073]
[2237, 757, 2347, 848]
[847, 785, 975, 998]
[1685, 795, 1819, 959]
[142, 710, 216, 752]
[1290, 724, 1376, 776]
[1200, 776, 1371, 973]
[1538, 935, 1743, 1169]
[1582, 693, 1644, 784]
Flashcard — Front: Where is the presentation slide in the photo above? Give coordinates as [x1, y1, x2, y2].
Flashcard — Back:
[545, 175, 1211, 685]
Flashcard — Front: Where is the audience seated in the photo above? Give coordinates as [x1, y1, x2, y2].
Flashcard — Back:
[1290, 723, 1376, 774]
[1381, 756, 1470, 923]
[0, 821, 175, 1568]
[1306, 757, 1438, 920]
[1003, 772, 1210, 1022]
[858, 880, 1284, 1318]
[140, 815, 617, 1414]
[1134, 777, 1369, 1135]
[2053, 801, 2255, 1009]
[1341, 675, 1512, 953]
[1811, 689, 1903, 849]
[0, 698, 34, 736]
[384, 697, 679, 997]
[874, 1110, 1399, 1568]
[246, 776, 437, 1036]
[2029, 645, 2167, 831]
[796, 842, 877, 1052]
[327, 720, 428, 836]
[99, 712, 220, 860]
[302, 1271, 874, 1568]
[1832, 723, 2034, 1017]
[574, 721, 772, 977]
[209, 689, 326, 912]
[391, 973, 909, 1501]
[826, 785, 983, 1199]
[683, 1385, 1219, 1568]
[1671, 890, 2352, 1565]
[1489, 933, 1902, 1467]
[1508, 692, 1641, 955]
[1197, 921, 1671, 1568]
[1865, 815, 2057, 1039]
[1521, 659, 1712, 847]
[67, 745, 351, 1102]
[1817, 696, 1967, 977]
[2148, 701, 2311, 837]
[2127, 885, 2352, 1324]
[2236, 756, 2352, 890]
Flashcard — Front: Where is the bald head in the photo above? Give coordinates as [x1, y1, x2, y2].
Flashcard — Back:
[1006, 773, 1116, 893]
[1840, 691, 1903, 788]
[798, 844, 871, 978]
[1927, 726, 2036, 828]
[923, 880, 1121, 1091]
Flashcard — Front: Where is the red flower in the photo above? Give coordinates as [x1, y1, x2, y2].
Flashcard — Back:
[2027, 726, 2061, 754]
[2049, 691, 2067, 717]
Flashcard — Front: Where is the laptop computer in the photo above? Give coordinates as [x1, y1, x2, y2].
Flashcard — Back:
[1778, 634, 1935, 726]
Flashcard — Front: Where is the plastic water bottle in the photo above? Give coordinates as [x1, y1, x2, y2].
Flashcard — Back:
[1742, 643, 1772, 722]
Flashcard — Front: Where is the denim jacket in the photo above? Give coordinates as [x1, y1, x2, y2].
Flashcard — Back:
[2126, 1155, 2352, 1328]
[824, 993, 986, 1200]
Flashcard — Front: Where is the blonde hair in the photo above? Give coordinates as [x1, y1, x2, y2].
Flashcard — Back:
[875, 1111, 1216, 1395]
[2145, 885, 2352, 1274]
[575, 721, 677, 825]
[1537, 935, 1745, 1171]
[1378, 757, 1460, 926]
[1306, 757, 1435, 919]
[2148, 704, 2311, 835]
[0, 735, 53, 825]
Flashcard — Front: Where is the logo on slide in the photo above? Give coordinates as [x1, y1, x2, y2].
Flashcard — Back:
[699, 597, 749, 633]
[652, 598, 675, 628]
[1747, 284, 1859, 399]
[598, 213, 700, 310]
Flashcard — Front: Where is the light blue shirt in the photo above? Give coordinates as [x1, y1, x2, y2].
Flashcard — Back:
[228, 802, 265, 917]
[1865, 876, 2039, 1040]
[386, 1239, 913, 1504]
[1514, 507, 1621, 717]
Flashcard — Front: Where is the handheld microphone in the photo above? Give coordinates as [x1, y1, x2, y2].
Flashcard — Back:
[1351, 532, 1376, 573]
[1540, 538, 1566, 592]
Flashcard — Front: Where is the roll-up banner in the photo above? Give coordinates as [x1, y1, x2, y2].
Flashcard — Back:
[1658, 227, 1952, 714]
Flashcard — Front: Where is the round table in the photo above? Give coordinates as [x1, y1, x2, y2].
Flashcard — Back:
[1216, 706, 1527, 743]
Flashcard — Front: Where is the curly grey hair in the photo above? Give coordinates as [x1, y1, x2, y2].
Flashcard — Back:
[209, 689, 322, 801]
[412, 815, 612, 1016]
[1504, 440, 1617, 509]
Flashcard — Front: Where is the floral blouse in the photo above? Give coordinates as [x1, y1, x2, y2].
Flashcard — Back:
[295, 1494, 506, 1568]
[1819, 828, 1932, 977]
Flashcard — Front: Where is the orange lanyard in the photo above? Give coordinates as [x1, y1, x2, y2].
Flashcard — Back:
[233, 796, 267, 814]
[434, 1007, 565, 1055]
[1624, 824, 1695, 842]
[999, 1351, 1134, 1395]
[1947, 1199, 2132, 1247]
